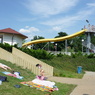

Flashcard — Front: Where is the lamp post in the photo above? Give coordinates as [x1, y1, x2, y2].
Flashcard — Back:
[86, 19, 91, 54]
[82, 39, 84, 53]
[86, 20, 89, 23]
[55, 43, 57, 51]
[65, 40, 67, 54]
[86, 19, 90, 31]
[48, 42, 49, 51]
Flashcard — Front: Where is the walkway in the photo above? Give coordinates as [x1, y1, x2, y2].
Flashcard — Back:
[48, 71, 95, 95]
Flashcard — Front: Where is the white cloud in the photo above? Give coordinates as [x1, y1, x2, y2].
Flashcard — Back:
[29, 27, 39, 32]
[19, 28, 30, 33]
[52, 26, 62, 31]
[24, 0, 78, 17]
[25, 34, 34, 41]
[87, 3, 95, 7]
[19, 26, 41, 42]
[19, 26, 40, 33]
[25, 26, 29, 28]
[41, 7, 95, 26]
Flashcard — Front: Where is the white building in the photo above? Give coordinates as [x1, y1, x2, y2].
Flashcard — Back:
[0, 28, 28, 47]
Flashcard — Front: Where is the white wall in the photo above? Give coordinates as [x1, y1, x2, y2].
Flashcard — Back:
[13, 35, 24, 47]
[3, 34, 24, 47]
[0, 38, 1, 43]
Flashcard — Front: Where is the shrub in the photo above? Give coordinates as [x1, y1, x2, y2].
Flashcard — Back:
[76, 51, 83, 56]
[57, 53, 63, 57]
[18, 47, 54, 59]
[71, 51, 84, 58]
[87, 53, 95, 58]
[0, 43, 54, 59]
[0, 43, 12, 52]
[71, 53, 76, 58]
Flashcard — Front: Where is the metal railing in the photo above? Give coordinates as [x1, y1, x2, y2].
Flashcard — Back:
[82, 41, 95, 53]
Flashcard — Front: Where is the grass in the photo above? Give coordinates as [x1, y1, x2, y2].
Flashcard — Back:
[0, 59, 76, 95]
[41, 55, 95, 78]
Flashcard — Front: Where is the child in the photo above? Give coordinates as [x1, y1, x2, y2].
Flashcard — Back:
[36, 64, 45, 80]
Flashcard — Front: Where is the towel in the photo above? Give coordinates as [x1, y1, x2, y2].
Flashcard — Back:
[2, 71, 23, 79]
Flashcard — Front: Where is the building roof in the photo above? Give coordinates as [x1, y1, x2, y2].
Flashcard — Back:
[0, 28, 28, 38]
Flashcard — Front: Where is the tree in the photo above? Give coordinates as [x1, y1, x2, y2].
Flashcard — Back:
[31, 36, 47, 50]
[91, 34, 95, 45]
[54, 32, 68, 51]
[70, 34, 86, 52]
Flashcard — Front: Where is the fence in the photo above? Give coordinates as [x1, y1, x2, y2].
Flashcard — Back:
[0, 47, 53, 76]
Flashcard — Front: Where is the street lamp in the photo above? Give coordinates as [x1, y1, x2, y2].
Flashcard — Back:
[86, 19, 91, 31]
[86, 20, 89, 23]
[55, 43, 57, 51]
[82, 39, 84, 53]
[65, 40, 67, 54]
[48, 42, 49, 51]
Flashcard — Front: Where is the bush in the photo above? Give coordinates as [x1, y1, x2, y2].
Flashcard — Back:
[19, 47, 54, 59]
[71, 53, 76, 58]
[57, 53, 63, 57]
[0, 43, 54, 59]
[31, 49, 54, 59]
[0, 43, 12, 52]
[76, 51, 83, 56]
[87, 53, 95, 58]
[71, 52, 84, 58]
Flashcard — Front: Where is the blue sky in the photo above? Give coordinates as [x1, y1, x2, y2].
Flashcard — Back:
[0, 0, 95, 42]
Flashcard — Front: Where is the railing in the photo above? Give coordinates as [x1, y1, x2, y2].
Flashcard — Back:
[82, 41, 95, 53]
[0, 47, 53, 76]
[84, 25, 95, 32]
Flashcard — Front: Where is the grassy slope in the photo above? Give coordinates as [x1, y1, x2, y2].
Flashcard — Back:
[42, 55, 95, 78]
[0, 59, 76, 95]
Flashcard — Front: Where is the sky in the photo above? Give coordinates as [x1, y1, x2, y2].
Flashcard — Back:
[0, 0, 95, 42]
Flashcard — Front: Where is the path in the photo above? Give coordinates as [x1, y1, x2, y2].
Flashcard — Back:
[48, 71, 95, 95]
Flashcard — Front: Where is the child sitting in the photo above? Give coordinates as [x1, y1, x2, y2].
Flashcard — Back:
[36, 64, 46, 80]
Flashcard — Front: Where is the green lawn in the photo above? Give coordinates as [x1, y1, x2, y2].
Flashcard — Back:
[0, 59, 76, 95]
[41, 55, 95, 78]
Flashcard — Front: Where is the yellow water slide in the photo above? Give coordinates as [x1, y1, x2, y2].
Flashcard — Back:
[22, 29, 87, 47]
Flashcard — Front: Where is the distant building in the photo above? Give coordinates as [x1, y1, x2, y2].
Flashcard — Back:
[0, 28, 28, 47]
